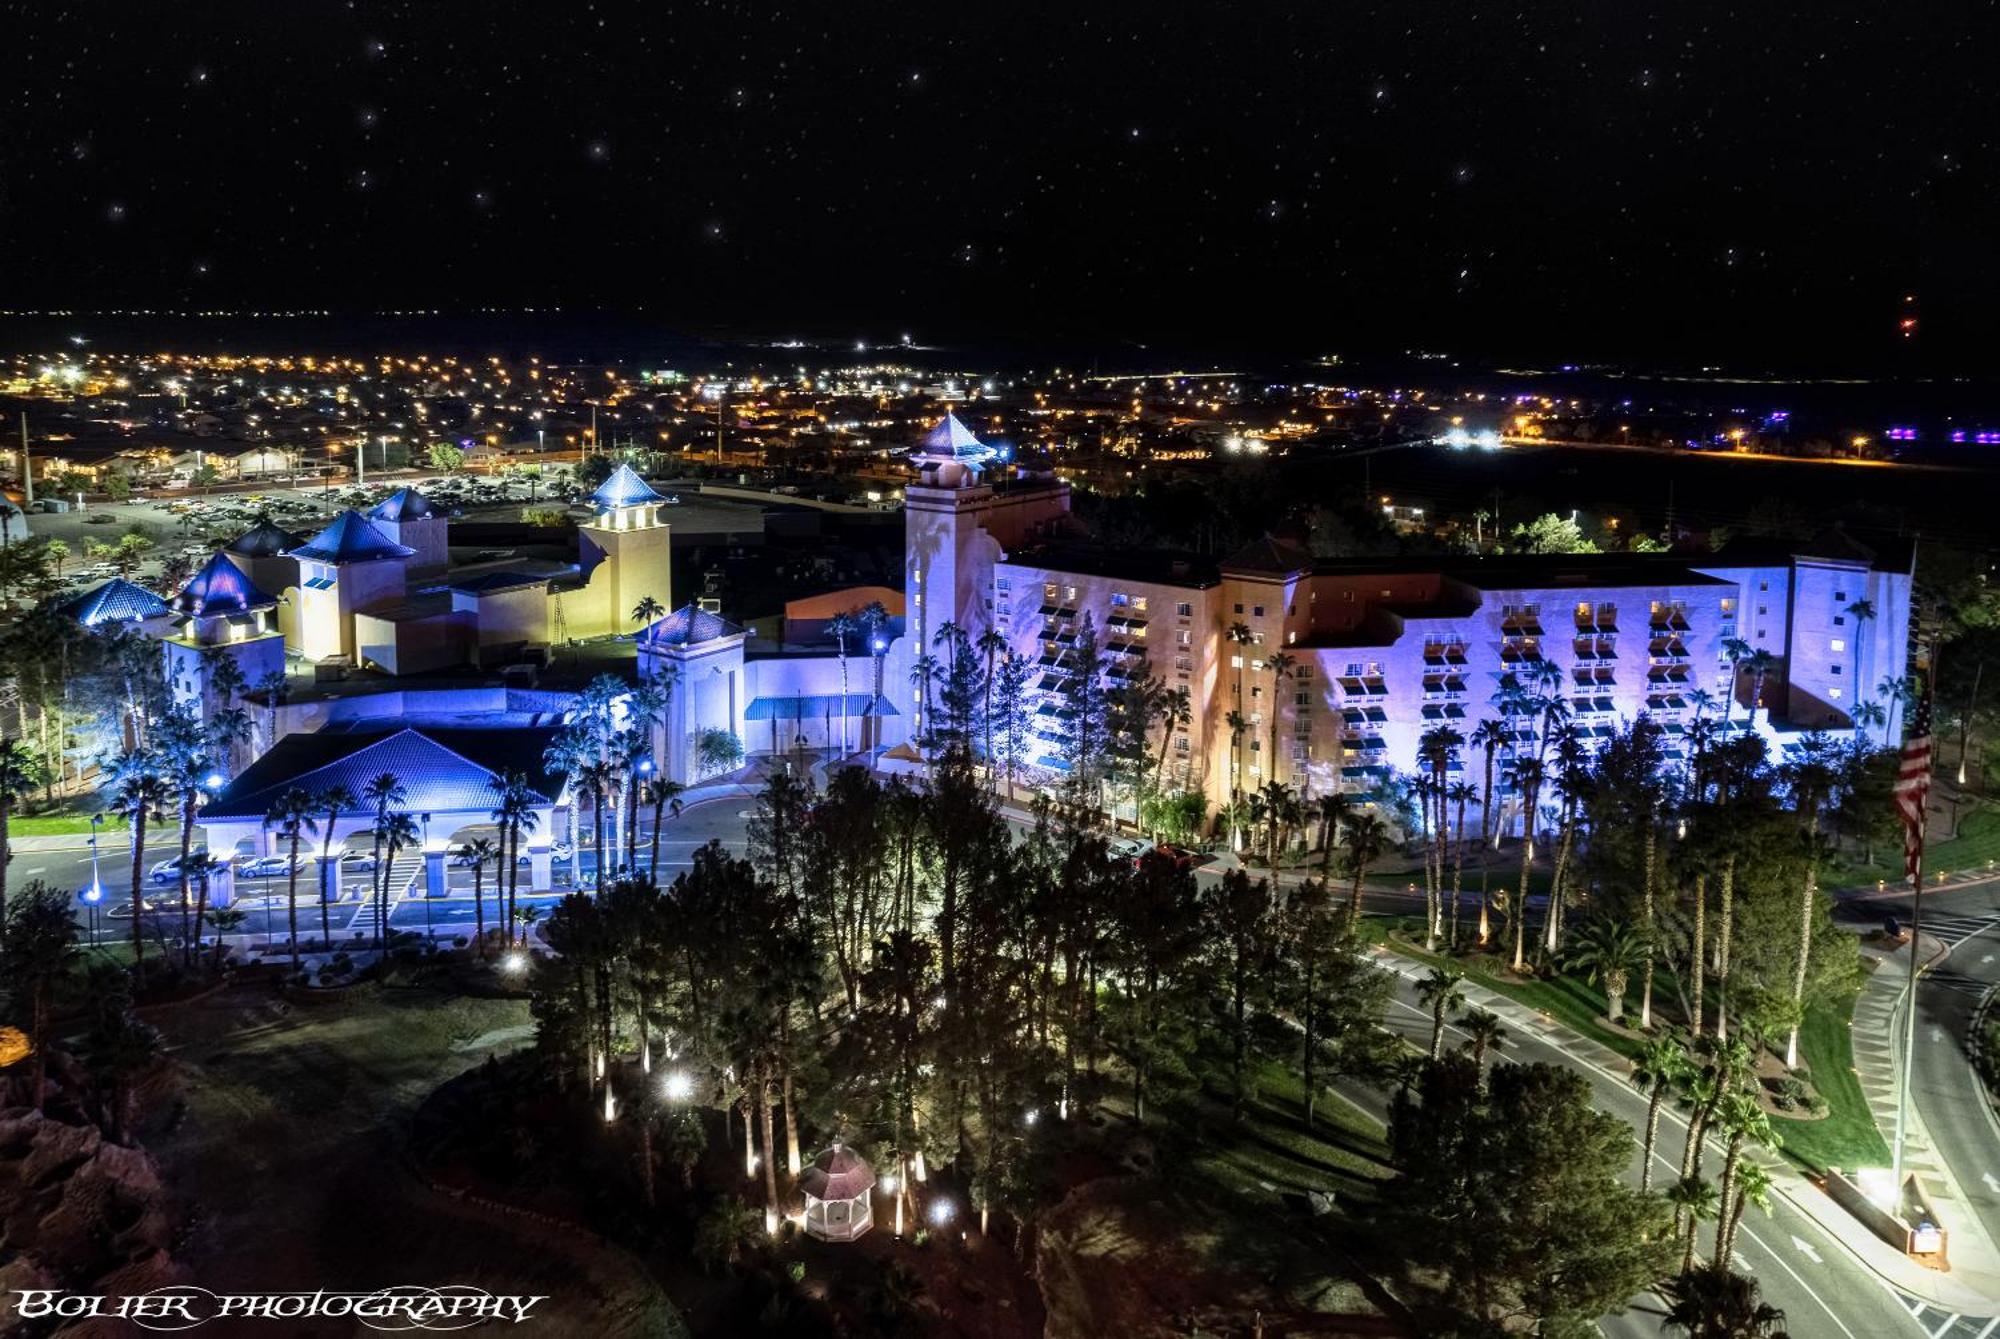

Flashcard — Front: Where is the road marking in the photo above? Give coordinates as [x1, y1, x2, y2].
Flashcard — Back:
[1930, 1314, 1963, 1339]
[25, 866, 47, 875]
[1791, 1234, 1823, 1263]
[1968, 1317, 1999, 1339]
[1983, 1172, 2000, 1195]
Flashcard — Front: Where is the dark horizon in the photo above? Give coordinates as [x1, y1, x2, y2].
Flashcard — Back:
[6, 5, 1989, 370]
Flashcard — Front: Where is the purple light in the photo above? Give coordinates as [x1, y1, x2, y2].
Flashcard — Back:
[1885, 427, 1918, 441]
[1951, 431, 1967, 443]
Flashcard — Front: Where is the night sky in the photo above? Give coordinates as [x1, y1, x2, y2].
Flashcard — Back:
[4, 4, 1992, 364]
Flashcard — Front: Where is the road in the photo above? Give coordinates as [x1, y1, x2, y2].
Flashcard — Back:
[1359, 961, 1949, 1339]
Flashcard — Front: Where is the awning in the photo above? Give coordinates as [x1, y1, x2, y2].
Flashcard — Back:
[745, 693, 899, 721]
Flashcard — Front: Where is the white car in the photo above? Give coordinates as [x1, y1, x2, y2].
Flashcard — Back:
[1107, 836, 1155, 862]
[238, 853, 304, 879]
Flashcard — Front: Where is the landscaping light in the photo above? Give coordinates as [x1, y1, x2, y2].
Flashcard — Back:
[663, 1071, 693, 1101]
[928, 1199, 955, 1228]
[1856, 1167, 1900, 1213]
[878, 1172, 899, 1195]
[204, 772, 227, 790]
[1023, 1108, 1039, 1128]
[502, 951, 528, 974]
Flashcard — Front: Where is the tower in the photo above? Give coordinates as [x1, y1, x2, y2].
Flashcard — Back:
[368, 487, 449, 573]
[573, 463, 673, 640]
[286, 510, 415, 661]
[165, 552, 285, 714]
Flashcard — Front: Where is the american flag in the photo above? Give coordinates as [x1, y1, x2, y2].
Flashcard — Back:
[1893, 685, 1934, 880]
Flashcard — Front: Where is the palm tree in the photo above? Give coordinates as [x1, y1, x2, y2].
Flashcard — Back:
[1663, 1265, 1789, 1339]
[1852, 697, 1887, 744]
[458, 837, 499, 958]
[857, 600, 890, 743]
[315, 784, 355, 948]
[1456, 1006, 1507, 1066]
[1152, 684, 1193, 792]
[491, 771, 540, 944]
[1740, 648, 1780, 727]
[0, 740, 47, 946]
[266, 787, 317, 973]
[630, 594, 665, 637]
[1, 882, 79, 1111]
[1668, 1176, 1720, 1274]
[1718, 1161, 1775, 1269]
[908, 652, 942, 757]
[1720, 638, 1751, 733]
[361, 773, 408, 953]
[1265, 649, 1298, 787]
[1340, 812, 1388, 937]
[1507, 754, 1545, 972]
[975, 625, 1007, 770]
[1416, 965, 1466, 1060]
[107, 752, 171, 972]
[1227, 621, 1255, 793]
[1444, 778, 1476, 948]
[375, 810, 419, 949]
[1223, 709, 1250, 849]
[1711, 1091, 1777, 1265]
[1632, 1035, 1691, 1192]
[1565, 919, 1648, 1023]
[827, 610, 859, 754]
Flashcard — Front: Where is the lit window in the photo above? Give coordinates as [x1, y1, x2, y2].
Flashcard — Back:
[1830, 688, 1842, 699]
[1830, 639, 1845, 652]
[1231, 655, 1243, 669]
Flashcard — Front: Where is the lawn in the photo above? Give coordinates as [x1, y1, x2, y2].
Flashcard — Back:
[1768, 995, 1890, 1176]
[1373, 918, 1648, 1062]
[1827, 805, 2000, 888]
[8, 813, 107, 836]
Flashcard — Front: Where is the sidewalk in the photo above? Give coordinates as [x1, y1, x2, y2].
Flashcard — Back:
[1849, 932, 2000, 1309]
[1371, 945, 2000, 1315]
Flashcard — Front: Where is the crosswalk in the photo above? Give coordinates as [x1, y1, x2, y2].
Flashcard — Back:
[1898, 1295, 1999, 1339]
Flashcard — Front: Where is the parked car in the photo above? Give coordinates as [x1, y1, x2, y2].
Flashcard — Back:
[341, 850, 379, 871]
[1142, 843, 1202, 872]
[1107, 836, 1155, 863]
[149, 853, 209, 884]
[237, 853, 304, 879]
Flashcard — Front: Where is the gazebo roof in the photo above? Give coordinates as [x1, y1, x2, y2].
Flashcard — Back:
[637, 603, 744, 650]
[226, 518, 299, 557]
[800, 1144, 875, 1201]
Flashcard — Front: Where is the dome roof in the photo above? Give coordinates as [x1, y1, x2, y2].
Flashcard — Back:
[591, 463, 665, 510]
[289, 510, 416, 564]
[226, 518, 299, 557]
[800, 1144, 874, 1201]
[173, 552, 278, 617]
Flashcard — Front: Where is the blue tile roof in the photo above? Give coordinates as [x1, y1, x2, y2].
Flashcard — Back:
[368, 487, 436, 522]
[591, 463, 666, 510]
[173, 553, 278, 617]
[637, 603, 743, 649]
[202, 725, 565, 821]
[226, 519, 298, 557]
[289, 510, 417, 563]
[57, 577, 170, 628]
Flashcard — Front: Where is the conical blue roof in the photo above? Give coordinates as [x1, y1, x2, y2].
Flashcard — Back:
[226, 518, 298, 557]
[638, 603, 744, 649]
[173, 552, 277, 617]
[288, 510, 417, 563]
[368, 486, 436, 522]
[591, 463, 665, 510]
[57, 577, 170, 628]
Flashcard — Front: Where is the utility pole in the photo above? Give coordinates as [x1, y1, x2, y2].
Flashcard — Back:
[19, 413, 33, 506]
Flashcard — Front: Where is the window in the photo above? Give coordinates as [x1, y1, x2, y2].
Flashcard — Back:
[912, 567, 922, 585]
[1835, 590, 1847, 601]
[1231, 655, 1244, 670]
[1830, 688, 1842, 699]
[1720, 598, 1735, 613]
[1295, 692, 1310, 706]
[1064, 585, 1078, 602]
[1345, 662, 1366, 677]
[1758, 581, 1769, 592]
[1175, 655, 1193, 673]
[1176, 602, 1192, 618]
[1110, 592, 1129, 607]
[1252, 605, 1265, 617]
[1234, 603, 1244, 614]
[1175, 736, 1190, 753]
[1295, 665, 1312, 679]
[1830, 638, 1845, 653]
[996, 577, 1012, 593]
[1832, 664, 1843, 676]
[1834, 615, 1845, 626]
[1043, 582, 1058, 601]
[1176, 630, 1192, 645]
[1757, 605, 1767, 616]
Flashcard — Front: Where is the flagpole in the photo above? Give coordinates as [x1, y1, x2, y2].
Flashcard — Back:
[1891, 634, 1941, 1194]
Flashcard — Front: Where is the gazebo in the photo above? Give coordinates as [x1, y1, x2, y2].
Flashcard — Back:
[800, 1144, 875, 1242]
